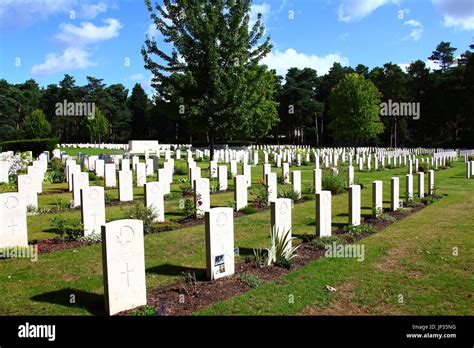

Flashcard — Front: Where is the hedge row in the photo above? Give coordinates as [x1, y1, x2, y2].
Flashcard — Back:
[0, 138, 59, 157]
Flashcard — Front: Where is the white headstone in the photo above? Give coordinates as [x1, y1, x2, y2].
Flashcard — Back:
[136, 163, 146, 187]
[348, 185, 361, 226]
[316, 191, 332, 237]
[72, 172, 89, 208]
[118, 171, 133, 202]
[205, 207, 234, 280]
[418, 172, 425, 198]
[391, 177, 399, 211]
[0, 193, 28, 247]
[291, 171, 301, 199]
[105, 163, 117, 188]
[17, 175, 38, 209]
[406, 174, 413, 203]
[234, 175, 247, 211]
[271, 198, 292, 242]
[145, 182, 164, 222]
[313, 168, 322, 193]
[194, 178, 210, 217]
[101, 219, 146, 316]
[218, 166, 228, 191]
[81, 186, 106, 236]
[266, 172, 277, 204]
[372, 180, 383, 218]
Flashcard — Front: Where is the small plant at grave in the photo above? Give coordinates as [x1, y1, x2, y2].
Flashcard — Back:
[174, 163, 188, 176]
[127, 202, 158, 234]
[164, 192, 178, 201]
[267, 228, 300, 269]
[181, 198, 196, 219]
[0, 180, 16, 193]
[44, 170, 65, 184]
[237, 274, 263, 289]
[421, 196, 437, 205]
[104, 192, 113, 204]
[227, 170, 233, 180]
[50, 158, 63, 172]
[209, 178, 221, 193]
[303, 183, 315, 194]
[418, 162, 431, 173]
[131, 305, 157, 316]
[179, 179, 193, 196]
[240, 205, 257, 215]
[397, 207, 413, 213]
[301, 159, 310, 166]
[276, 173, 286, 185]
[311, 235, 343, 250]
[26, 205, 38, 215]
[88, 172, 98, 181]
[251, 183, 269, 208]
[54, 198, 72, 212]
[377, 214, 397, 224]
[181, 271, 198, 296]
[407, 199, 425, 209]
[342, 224, 377, 237]
[227, 200, 237, 210]
[49, 216, 83, 241]
[322, 171, 346, 194]
[79, 233, 102, 243]
[278, 186, 300, 201]
[253, 248, 268, 268]
[372, 206, 383, 219]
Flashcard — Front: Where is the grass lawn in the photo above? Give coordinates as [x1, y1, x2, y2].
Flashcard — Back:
[58, 147, 126, 156]
[0, 155, 471, 315]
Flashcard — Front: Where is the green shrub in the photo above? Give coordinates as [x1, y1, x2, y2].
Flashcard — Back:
[322, 172, 346, 194]
[342, 224, 377, 236]
[311, 235, 343, 250]
[421, 196, 437, 205]
[174, 163, 188, 176]
[49, 216, 83, 241]
[251, 184, 269, 208]
[237, 274, 263, 288]
[0, 138, 58, 157]
[44, 170, 65, 184]
[179, 179, 193, 196]
[240, 205, 257, 214]
[267, 228, 299, 269]
[276, 174, 286, 185]
[131, 305, 157, 316]
[181, 198, 196, 219]
[278, 186, 300, 201]
[227, 200, 237, 210]
[50, 158, 63, 172]
[127, 202, 158, 234]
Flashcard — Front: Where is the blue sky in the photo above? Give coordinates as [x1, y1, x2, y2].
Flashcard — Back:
[1, 0, 473, 94]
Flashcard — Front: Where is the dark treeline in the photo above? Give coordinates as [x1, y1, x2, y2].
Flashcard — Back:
[0, 41, 472, 147]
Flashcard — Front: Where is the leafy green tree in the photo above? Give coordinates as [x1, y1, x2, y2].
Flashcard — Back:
[242, 65, 280, 143]
[21, 109, 52, 139]
[328, 73, 383, 144]
[128, 83, 149, 139]
[429, 41, 457, 72]
[142, 0, 272, 159]
[87, 108, 109, 143]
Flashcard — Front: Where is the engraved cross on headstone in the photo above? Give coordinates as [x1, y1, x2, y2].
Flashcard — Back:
[8, 220, 18, 236]
[120, 262, 134, 287]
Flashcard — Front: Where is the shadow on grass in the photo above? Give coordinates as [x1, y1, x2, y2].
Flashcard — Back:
[146, 264, 206, 280]
[30, 288, 104, 315]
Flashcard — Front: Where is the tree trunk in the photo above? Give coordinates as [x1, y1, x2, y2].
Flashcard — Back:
[209, 130, 215, 161]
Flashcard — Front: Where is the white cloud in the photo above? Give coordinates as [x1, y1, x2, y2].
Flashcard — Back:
[250, 3, 272, 26]
[145, 23, 159, 38]
[56, 18, 122, 46]
[80, 2, 107, 19]
[398, 59, 440, 73]
[338, 0, 398, 22]
[432, 0, 474, 30]
[31, 47, 96, 76]
[129, 73, 144, 81]
[404, 19, 423, 41]
[261, 48, 349, 76]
